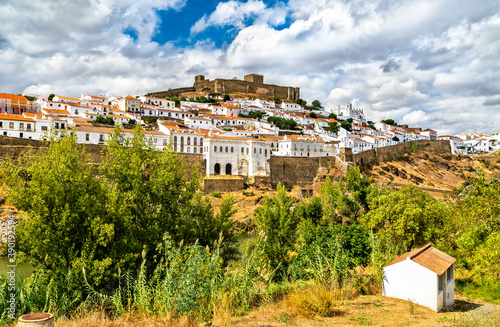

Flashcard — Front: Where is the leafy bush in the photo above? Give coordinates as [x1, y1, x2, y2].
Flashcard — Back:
[291, 224, 371, 285]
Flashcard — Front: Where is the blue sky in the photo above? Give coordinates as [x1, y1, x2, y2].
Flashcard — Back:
[0, 0, 500, 134]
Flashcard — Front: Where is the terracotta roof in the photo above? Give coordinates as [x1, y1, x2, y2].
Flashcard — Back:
[42, 109, 70, 115]
[55, 95, 80, 101]
[125, 95, 138, 100]
[0, 93, 29, 103]
[385, 244, 455, 275]
[0, 113, 35, 122]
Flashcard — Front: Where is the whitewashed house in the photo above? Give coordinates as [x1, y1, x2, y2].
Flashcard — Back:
[383, 244, 455, 312]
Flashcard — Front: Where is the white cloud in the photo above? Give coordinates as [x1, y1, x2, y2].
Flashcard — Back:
[190, 0, 286, 35]
[1, 0, 500, 135]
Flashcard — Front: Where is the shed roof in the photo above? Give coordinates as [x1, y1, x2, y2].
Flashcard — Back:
[385, 244, 455, 275]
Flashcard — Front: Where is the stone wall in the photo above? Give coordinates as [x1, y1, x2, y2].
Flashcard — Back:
[146, 87, 196, 98]
[353, 140, 452, 164]
[203, 176, 245, 193]
[0, 136, 205, 176]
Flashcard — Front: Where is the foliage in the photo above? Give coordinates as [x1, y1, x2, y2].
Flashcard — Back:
[361, 185, 447, 251]
[95, 116, 115, 125]
[291, 224, 371, 285]
[246, 111, 264, 120]
[311, 100, 322, 110]
[267, 116, 299, 130]
[392, 136, 399, 141]
[328, 113, 337, 119]
[22, 95, 37, 101]
[223, 94, 230, 102]
[381, 119, 397, 125]
[340, 121, 352, 132]
[319, 167, 373, 225]
[309, 111, 317, 118]
[48, 94, 55, 101]
[367, 121, 376, 130]
[295, 98, 305, 105]
[253, 184, 300, 279]
[128, 119, 137, 125]
[1, 127, 237, 292]
[325, 122, 339, 134]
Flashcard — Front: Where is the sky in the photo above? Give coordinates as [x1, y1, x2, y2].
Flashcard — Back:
[0, 0, 499, 135]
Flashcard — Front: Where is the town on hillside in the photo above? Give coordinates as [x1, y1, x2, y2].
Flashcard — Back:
[1, 76, 499, 179]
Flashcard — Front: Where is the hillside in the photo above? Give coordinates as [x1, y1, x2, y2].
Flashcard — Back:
[364, 151, 500, 195]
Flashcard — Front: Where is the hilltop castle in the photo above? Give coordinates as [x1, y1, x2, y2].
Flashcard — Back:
[147, 73, 300, 101]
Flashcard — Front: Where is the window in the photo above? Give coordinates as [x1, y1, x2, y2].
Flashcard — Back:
[0, 122, 2, 128]
[225, 147, 228, 153]
[246, 148, 249, 155]
[19, 123, 24, 130]
[265, 149, 268, 156]
[254, 148, 256, 154]
[438, 274, 443, 291]
[214, 146, 217, 152]
[241, 147, 244, 154]
[27, 124, 31, 131]
[9, 122, 14, 129]
[187, 147, 190, 153]
[163, 139, 167, 146]
[41, 126, 48, 131]
[193, 147, 197, 154]
[187, 137, 191, 145]
[447, 265, 453, 283]
[99, 135, 104, 142]
[55, 123, 59, 129]
[154, 138, 157, 143]
[193, 138, 197, 146]
[200, 147, 203, 154]
[220, 146, 223, 152]
[86, 134, 89, 141]
[259, 148, 262, 154]
[200, 138, 203, 146]
[19, 133, 23, 138]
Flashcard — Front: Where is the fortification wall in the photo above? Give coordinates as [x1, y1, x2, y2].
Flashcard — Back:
[203, 177, 245, 193]
[0, 136, 205, 175]
[353, 140, 451, 164]
[146, 87, 196, 98]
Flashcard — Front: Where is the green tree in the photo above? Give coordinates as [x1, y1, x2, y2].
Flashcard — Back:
[311, 100, 322, 110]
[325, 122, 339, 134]
[328, 113, 337, 119]
[253, 184, 300, 279]
[309, 111, 317, 118]
[340, 121, 352, 132]
[180, 96, 186, 101]
[1, 126, 238, 290]
[48, 94, 55, 101]
[223, 94, 230, 102]
[381, 119, 397, 125]
[392, 136, 400, 142]
[360, 185, 446, 251]
[128, 119, 136, 125]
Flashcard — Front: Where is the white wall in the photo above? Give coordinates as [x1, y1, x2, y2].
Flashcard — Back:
[383, 259, 439, 311]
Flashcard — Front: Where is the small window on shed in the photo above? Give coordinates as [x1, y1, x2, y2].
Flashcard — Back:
[438, 274, 443, 291]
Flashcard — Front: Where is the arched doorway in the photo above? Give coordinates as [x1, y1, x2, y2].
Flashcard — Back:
[225, 163, 232, 175]
[214, 163, 220, 175]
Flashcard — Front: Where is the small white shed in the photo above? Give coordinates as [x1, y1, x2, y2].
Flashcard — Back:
[383, 244, 455, 312]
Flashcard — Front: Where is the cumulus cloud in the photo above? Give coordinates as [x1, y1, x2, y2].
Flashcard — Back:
[1, 0, 500, 134]
[190, 0, 287, 35]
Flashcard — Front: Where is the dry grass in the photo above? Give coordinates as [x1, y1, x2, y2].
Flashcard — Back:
[288, 285, 343, 318]
[54, 311, 199, 327]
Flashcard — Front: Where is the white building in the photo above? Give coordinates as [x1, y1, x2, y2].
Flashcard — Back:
[330, 102, 366, 122]
[274, 134, 335, 157]
[437, 135, 467, 155]
[383, 244, 455, 312]
[204, 135, 271, 176]
[280, 101, 303, 111]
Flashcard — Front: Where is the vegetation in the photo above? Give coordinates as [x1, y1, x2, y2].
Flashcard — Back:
[1, 137, 500, 324]
[47, 94, 55, 101]
[367, 120, 376, 129]
[382, 119, 397, 126]
[311, 100, 322, 110]
[267, 116, 299, 130]
[295, 98, 305, 106]
[328, 113, 337, 119]
[21, 95, 37, 101]
[392, 136, 399, 141]
[95, 116, 115, 125]
[309, 111, 317, 118]
[244, 110, 265, 120]
[340, 121, 352, 132]
[325, 122, 339, 134]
